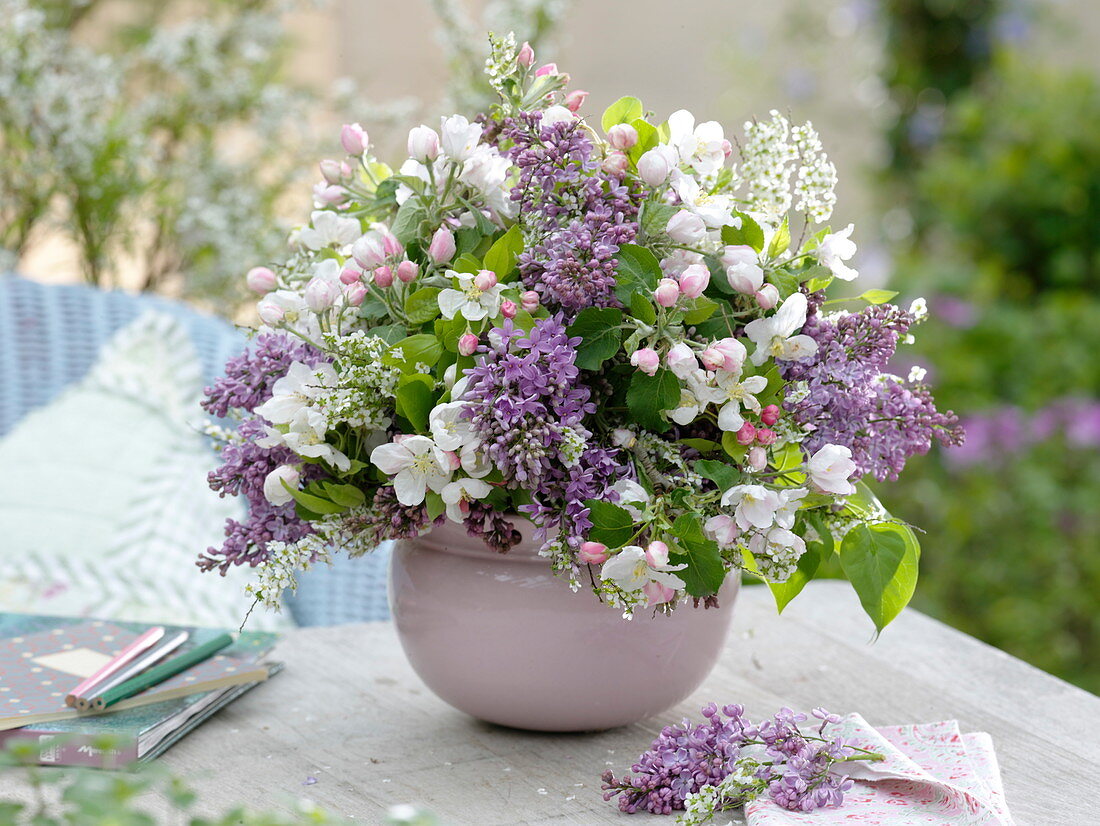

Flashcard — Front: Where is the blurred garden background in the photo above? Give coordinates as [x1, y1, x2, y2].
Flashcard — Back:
[3, 0, 1098, 691]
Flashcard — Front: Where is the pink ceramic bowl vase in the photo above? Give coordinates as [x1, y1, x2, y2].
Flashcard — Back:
[389, 517, 738, 732]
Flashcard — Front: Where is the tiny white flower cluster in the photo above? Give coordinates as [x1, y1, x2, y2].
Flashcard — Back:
[484, 31, 519, 97]
[791, 121, 839, 223]
[246, 540, 330, 611]
[320, 332, 403, 430]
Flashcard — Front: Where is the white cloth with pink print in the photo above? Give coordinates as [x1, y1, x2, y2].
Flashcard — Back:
[745, 714, 1014, 825]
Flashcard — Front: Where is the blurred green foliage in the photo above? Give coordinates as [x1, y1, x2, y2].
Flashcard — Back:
[0, 736, 439, 826]
[884, 43, 1100, 692]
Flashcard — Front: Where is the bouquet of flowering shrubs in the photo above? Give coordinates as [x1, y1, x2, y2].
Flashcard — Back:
[202, 34, 962, 628]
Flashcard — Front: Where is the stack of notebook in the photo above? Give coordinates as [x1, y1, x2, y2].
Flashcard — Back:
[0, 613, 280, 766]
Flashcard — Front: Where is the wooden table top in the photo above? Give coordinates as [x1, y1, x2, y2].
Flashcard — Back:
[4, 581, 1099, 824]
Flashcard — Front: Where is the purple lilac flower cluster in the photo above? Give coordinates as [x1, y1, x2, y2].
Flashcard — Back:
[779, 303, 964, 481]
[601, 704, 863, 817]
[340, 485, 441, 547]
[462, 501, 522, 554]
[201, 333, 322, 418]
[461, 315, 629, 550]
[502, 112, 641, 313]
[201, 418, 318, 573]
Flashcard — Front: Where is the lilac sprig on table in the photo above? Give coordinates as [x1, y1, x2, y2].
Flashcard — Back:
[601, 704, 883, 822]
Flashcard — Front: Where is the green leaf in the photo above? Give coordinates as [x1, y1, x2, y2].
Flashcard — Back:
[680, 437, 720, 454]
[721, 213, 765, 252]
[483, 225, 523, 279]
[627, 118, 659, 163]
[425, 491, 446, 521]
[721, 431, 749, 463]
[601, 95, 644, 133]
[768, 544, 823, 613]
[395, 378, 435, 432]
[770, 441, 803, 472]
[683, 295, 719, 325]
[435, 316, 467, 352]
[767, 215, 791, 259]
[452, 253, 482, 274]
[694, 459, 740, 491]
[321, 482, 366, 508]
[614, 243, 663, 305]
[282, 481, 345, 516]
[584, 499, 635, 547]
[693, 298, 741, 339]
[669, 513, 726, 597]
[840, 522, 920, 632]
[454, 226, 483, 258]
[860, 289, 899, 305]
[626, 368, 681, 433]
[629, 290, 657, 326]
[404, 287, 442, 324]
[567, 307, 623, 370]
[639, 201, 679, 240]
[806, 273, 834, 293]
[391, 199, 427, 245]
[384, 334, 442, 369]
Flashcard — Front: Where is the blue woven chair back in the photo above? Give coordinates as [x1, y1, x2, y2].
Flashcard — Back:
[0, 274, 391, 625]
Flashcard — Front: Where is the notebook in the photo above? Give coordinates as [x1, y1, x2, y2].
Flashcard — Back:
[0, 613, 280, 766]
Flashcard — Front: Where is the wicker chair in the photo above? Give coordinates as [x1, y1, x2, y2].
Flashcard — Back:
[0, 274, 391, 625]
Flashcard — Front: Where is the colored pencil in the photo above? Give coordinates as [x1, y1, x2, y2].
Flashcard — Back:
[76, 631, 190, 711]
[92, 632, 235, 711]
[65, 626, 165, 708]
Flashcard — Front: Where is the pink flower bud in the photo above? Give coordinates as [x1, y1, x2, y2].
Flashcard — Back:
[445, 451, 462, 471]
[304, 277, 339, 312]
[520, 290, 540, 312]
[637, 146, 674, 187]
[678, 263, 710, 299]
[630, 347, 660, 376]
[428, 227, 456, 264]
[700, 347, 724, 371]
[755, 428, 777, 446]
[535, 62, 558, 77]
[755, 283, 780, 310]
[517, 41, 535, 68]
[601, 151, 629, 176]
[666, 209, 707, 244]
[645, 540, 671, 568]
[313, 183, 347, 206]
[457, 332, 479, 357]
[607, 123, 638, 150]
[564, 89, 588, 113]
[500, 299, 518, 319]
[643, 581, 677, 606]
[654, 278, 680, 308]
[407, 124, 440, 162]
[722, 139, 733, 158]
[352, 235, 386, 269]
[761, 404, 781, 426]
[373, 265, 393, 287]
[340, 122, 369, 155]
[711, 337, 747, 373]
[379, 227, 403, 258]
[474, 269, 498, 291]
[747, 446, 767, 471]
[246, 266, 276, 294]
[736, 421, 757, 445]
[704, 514, 740, 548]
[578, 541, 610, 565]
[339, 267, 361, 285]
[396, 260, 418, 283]
[344, 281, 367, 307]
[257, 299, 284, 326]
[319, 159, 344, 184]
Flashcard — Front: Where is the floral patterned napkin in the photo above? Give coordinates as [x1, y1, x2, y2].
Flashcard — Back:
[745, 714, 1013, 825]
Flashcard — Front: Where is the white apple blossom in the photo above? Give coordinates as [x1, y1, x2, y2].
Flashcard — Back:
[667, 109, 727, 180]
[297, 210, 360, 251]
[704, 514, 740, 549]
[670, 171, 737, 229]
[460, 443, 492, 478]
[255, 362, 338, 424]
[610, 479, 649, 519]
[668, 369, 723, 426]
[714, 371, 768, 432]
[774, 487, 809, 530]
[257, 407, 351, 472]
[806, 444, 857, 496]
[601, 545, 686, 594]
[438, 271, 505, 321]
[721, 484, 783, 531]
[441, 477, 493, 522]
[816, 223, 858, 281]
[540, 104, 575, 126]
[720, 245, 765, 295]
[428, 401, 478, 452]
[440, 114, 483, 162]
[748, 526, 808, 581]
[263, 465, 300, 506]
[665, 342, 700, 380]
[370, 435, 453, 506]
[744, 292, 819, 365]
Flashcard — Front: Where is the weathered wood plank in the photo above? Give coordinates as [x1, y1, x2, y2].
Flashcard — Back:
[2, 582, 1097, 824]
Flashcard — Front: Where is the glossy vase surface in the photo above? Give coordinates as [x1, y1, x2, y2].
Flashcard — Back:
[389, 517, 738, 732]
